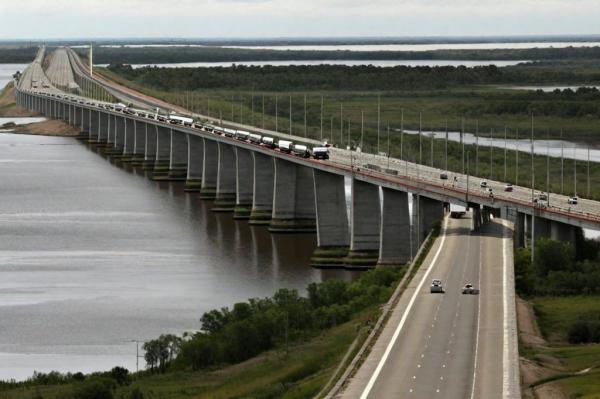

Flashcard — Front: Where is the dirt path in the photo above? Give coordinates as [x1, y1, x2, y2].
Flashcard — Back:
[517, 296, 567, 399]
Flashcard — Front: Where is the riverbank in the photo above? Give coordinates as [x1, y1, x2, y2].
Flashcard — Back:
[1, 82, 79, 136]
[519, 296, 600, 399]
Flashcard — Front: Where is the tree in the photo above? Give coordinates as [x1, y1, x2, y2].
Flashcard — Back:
[534, 238, 574, 276]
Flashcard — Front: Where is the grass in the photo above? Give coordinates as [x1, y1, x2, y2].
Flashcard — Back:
[95, 67, 600, 200]
[0, 310, 374, 399]
[531, 296, 600, 343]
[521, 296, 600, 397]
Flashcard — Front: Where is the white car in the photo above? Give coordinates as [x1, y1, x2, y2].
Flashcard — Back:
[568, 196, 578, 205]
[462, 284, 480, 295]
[430, 279, 444, 293]
[480, 180, 488, 188]
[504, 183, 513, 192]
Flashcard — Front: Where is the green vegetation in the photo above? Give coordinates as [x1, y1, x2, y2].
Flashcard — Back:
[515, 237, 600, 297]
[517, 238, 600, 397]
[0, 45, 38, 63]
[0, 267, 406, 399]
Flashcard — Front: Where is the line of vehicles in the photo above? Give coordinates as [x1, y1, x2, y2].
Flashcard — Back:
[33, 92, 331, 161]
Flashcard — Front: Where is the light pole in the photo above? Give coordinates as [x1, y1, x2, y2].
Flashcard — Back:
[504, 126, 507, 182]
[461, 117, 465, 174]
[419, 111, 423, 164]
[400, 108, 404, 161]
[289, 94, 292, 135]
[531, 113, 535, 264]
[377, 93, 381, 154]
[560, 129, 564, 194]
[516, 128, 519, 185]
[445, 119, 448, 172]
[587, 146, 591, 198]
[275, 95, 278, 132]
[475, 120, 479, 176]
[320, 95, 324, 141]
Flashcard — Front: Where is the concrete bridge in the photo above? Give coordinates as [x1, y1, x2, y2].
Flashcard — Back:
[13, 47, 600, 268]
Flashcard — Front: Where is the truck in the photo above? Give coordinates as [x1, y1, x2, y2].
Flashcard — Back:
[168, 114, 194, 126]
[249, 133, 262, 144]
[292, 144, 310, 158]
[312, 147, 330, 160]
[449, 204, 467, 219]
[261, 136, 275, 148]
[235, 130, 250, 141]
[278, 140, 293, 153]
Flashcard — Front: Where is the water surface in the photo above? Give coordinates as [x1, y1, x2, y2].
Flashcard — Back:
[0, 133, 353, 380]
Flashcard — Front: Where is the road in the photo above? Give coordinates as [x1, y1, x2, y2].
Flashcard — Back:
[339, 215, 518, 398]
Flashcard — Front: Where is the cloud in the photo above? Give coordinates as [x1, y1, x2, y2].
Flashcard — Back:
[1, 0, 599, 39]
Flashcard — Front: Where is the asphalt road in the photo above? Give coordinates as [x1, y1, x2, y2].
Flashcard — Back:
[340, 215, 512, 399]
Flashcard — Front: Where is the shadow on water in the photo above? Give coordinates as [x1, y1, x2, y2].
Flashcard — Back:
[85, 140, 358, 284]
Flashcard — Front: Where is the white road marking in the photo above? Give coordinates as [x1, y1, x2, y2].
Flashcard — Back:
[359, 217, 449, 399]
[501, 219, 514, 398]
[469, 222, 484, 399]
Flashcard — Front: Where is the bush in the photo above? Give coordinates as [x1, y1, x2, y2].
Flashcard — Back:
[71, 378, 115, 399]
[568, 313, 600, 344]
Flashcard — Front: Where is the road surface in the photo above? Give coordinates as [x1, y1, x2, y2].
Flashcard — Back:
[339, 215, 519, 398]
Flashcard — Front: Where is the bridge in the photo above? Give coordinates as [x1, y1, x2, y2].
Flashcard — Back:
[12, 46, 600, 397]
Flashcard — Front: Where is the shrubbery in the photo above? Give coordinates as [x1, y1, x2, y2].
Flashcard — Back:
[514, 236, 600, 296]
[568, 313, 600, 344]
[144, 267, 402, 372]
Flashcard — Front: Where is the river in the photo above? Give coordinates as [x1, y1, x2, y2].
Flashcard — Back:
[0, 132, 354, 381]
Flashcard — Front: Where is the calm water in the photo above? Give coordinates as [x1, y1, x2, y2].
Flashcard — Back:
[402, 129, 600, 163]
[0, 64, 27, 90]
[0, 133, 354, 381]
[122, 60, 528, 69]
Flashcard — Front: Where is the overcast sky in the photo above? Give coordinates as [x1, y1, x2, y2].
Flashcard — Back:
[1, 0, 599, 40]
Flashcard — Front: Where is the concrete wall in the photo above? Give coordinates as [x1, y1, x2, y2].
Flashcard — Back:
[379, 188, 411, 266]
[250, 152, 274, 224]
[144, 123, 157, 169]
[153, 126, 171, 178]
[213, 142, 236, 211]
[270, 158, 316, 232]
[132, 120, 146, 162]
[200, 138, 218, 199]
[186, 134, 204, 191]
[168, 130, 188, 180]
[234, 148, 254, 218]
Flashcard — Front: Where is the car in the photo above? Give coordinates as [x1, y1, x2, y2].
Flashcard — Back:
[462, 284, 480, 295]
[480, 180, 488, 188]
[534, 193, 548, 206]
[504, 183, 513, 192]
[568, 196, 578, 205]
[430, 279, 444, 293]
[440, 172, 448, 180]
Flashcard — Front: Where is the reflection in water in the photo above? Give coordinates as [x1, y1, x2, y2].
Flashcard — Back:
[0, 134, 357, 381]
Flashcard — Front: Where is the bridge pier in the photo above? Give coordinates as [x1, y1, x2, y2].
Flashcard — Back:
[378, 188, 412, 267]
[97, 112, 109, 145]
[200, 139, 218, 199]
[269, 159, 316, 232]
[107, 115, 126, 155]
[213, 142, 236, 211]
[185, 134, 203, 192]
[234, 148, 254, 219]
[152, 126, 171, 179]
[417, 196, 445, 244]
[121, 118, 136, 161]
[249, 152, 274, 225]
[130, 120, 147, 165]
[143, 123, 157, 170]
[514, 212, 526, 248]
[88, 110, 100, 144]
[167, 130, 188, 180]
[346, 179, 381, 268]
[534, 217, 552, 240]
[80, 108, 91, 140]
[550, 220, 578, 244]
[310, 170, 349, 267]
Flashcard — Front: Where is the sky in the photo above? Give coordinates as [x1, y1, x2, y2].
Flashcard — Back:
[1, 0, 599, 40]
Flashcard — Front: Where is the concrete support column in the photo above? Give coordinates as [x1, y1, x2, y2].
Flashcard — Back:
[98, 111, 110, 144]
[213, 142, 237, 211]
[109, 116, 126, 155]
[378, 188, 411, 267]
[234, 148, 254, 218]
[152, 126, 172, 178]
[167, 130, 188, 180]
[249, 152, 274, 225]
[270, 159, 316, 232]
[81, 108, 90, 137]
[88, 110, 100, 143]
[347, 179, 381, 268]
[417, 196, 444, 244]
[534, 217, 551, 240]
[121, 118, 135, 159]
[200, 139, 218, 199]
[143, 123, 157, 170]
[310, 170, 349, 267]
[469, 202, 482, 232]
[131, 120, 147, 165]
[550, 220, 577, 244]
[74, 106, 81, 129]
[185, 134, 203, 191]
[514, 212, 526, 248]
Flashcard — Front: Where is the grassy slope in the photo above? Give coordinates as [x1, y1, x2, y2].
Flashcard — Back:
[526, 296, 600, 398]
[0, 306, 376, 399]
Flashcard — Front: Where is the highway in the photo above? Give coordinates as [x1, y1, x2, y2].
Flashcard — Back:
[339, 214, 517, 398]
